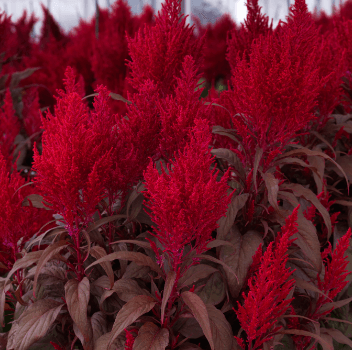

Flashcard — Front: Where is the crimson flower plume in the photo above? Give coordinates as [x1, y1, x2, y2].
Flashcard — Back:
[235, 207, 298, 349]
[143, 119, 232, 272]
[127, 0, 204, 96]
[33, 67, 112, 236]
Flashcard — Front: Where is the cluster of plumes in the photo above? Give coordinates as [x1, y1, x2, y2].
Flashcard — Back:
[143, 119, 233, 272]
[127, 0, 204, 97]
[0, 152, 52, 270]
[1, 2, 155, 115]
[33, 67, 112, 236]
[0, 10, 36, 73]
[235, 207, 298, 350]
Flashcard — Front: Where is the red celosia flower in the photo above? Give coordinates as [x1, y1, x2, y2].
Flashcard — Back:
[158, 55, 211, 158]
[292, 228, 352, 349]
[0, 90, 20, 168]
[91, 1, 137, 98]
[224, 0, 324, 166]
[33, 67, 112, 236]
[22, 88, 42, 139]
[127, 0, 204, 97]
[116, 79, 161, 183]
[314, 228, 352, 318]
[143, 119, 232, 272]
[124, 329, 135, 350]
[193, 13, 236, 84]
[227, 0, 272, 70]
[0, 151, 52, 270]
[235, 207, 298, 350]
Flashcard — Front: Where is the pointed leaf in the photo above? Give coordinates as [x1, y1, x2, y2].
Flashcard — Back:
[281, 183, 332, 238]
[181, 291, 214, 350]
[294, 211, 322, 273]
[108, 295, 157, 349]
[219, 228, 263, 298]
[319, 296, 352, 314]
[133, 322, 169, 350]
[206, 304, 234, 350]
[322, 328, 352, 347]
[86, 215, 127, 233]
[85, 251, 164, 277]
[253, 147, 263, 192]
[12, 299, 64, 350]
[161, 271, 176, 324]
[178, 264, 218, 289]
[90, 246, 114, 289]
[278, 329, 333, 350]
[65, 277, 93, 349]
[33, 240, 69, 297]
[262, 171, 280, 214]
[217, 194, 249, 240]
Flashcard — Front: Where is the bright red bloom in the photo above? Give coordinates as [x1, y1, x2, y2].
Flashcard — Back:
[22, 88, 42, 139]
[143, 119, 232, 271]
[0, 152, 52, 270]
[227, 0, 272, 70]
[193, 14, 236, 84]
[292, 228, 352, 350]
[224, 0, 324, 166]
[235, 207, 298, 349]
[158, 55, 211, 158]
[127, 0, 204, 97]
[314, 228, 352, 317]
[33, 67, 112, 236]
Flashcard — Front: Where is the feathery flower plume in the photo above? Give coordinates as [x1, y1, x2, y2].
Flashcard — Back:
[127, 0, 204, 96]
[143, 119, 232, 272]
[33, 67, 112, 236]
[235, 207, 298, 350]
[0, 152, 52, 270]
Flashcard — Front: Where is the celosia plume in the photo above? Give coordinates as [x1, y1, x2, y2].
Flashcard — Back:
[127, 0, 204, 96]
[143, 119, 233, 271]
[235, 207, 298, 349]
[33, 67, 112, 236]
[0, 151, 52, 270]
[227, 0, 272, 70]
[158, 55, 211, 158]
